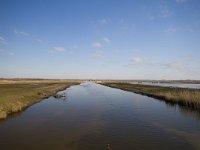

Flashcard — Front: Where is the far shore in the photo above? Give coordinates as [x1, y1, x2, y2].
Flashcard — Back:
[0, 79, 81, 119]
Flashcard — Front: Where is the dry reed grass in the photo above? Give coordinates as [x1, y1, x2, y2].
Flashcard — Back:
[101, 83, 200, 110]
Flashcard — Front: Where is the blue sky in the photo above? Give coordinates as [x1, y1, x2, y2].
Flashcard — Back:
[0, 0, 200, 79]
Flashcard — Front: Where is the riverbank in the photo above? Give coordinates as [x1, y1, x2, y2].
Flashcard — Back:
[100, 82, 200, 110]
[0, 80, 80, 119]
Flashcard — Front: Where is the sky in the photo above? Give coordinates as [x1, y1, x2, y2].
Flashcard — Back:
[0, 0, 200, 80]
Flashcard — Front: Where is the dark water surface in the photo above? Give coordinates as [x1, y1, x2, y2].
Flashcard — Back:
[0, 83, 200, 150]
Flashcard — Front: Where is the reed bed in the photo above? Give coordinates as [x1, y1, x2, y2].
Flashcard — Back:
[101, 82, 200, 110]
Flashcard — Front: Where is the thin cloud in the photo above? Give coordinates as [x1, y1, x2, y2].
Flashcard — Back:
[130, 57, 144, 64]
[53, 47, 66, 52]
[14, 29, 30, 36]
[119, 18, 125, 24]
[163, 61, 188, 70]
[159, 2, 172, 18]
[176, 0, 187, 3]
[0, 49, 14, 56]
[36, 39, 43, 43]
[102, 37, 110, 44]
[0, 36, 7, 44]
[92, 42, 102, 48]
[132, 48, 142, 52]
[92, 51, 104, 59]
[113, 49, 120, 54]
[98, 19, 108, 25]
[160, 8, 172, 18]
[147, 14, 155, 21]
[164, 26, 177, 34]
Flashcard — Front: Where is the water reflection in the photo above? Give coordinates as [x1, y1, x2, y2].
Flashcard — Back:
[162, 99, 200, 119]
[178, 106, 200, 120]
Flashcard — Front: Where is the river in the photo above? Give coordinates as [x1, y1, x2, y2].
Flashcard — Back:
[0, 82, 200, 150]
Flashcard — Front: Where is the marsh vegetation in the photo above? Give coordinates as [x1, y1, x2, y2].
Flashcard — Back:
[100, 82, 200, 110]
[0, 79, 80, 119]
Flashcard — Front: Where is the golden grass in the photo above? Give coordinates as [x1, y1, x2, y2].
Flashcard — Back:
[100, 82, 200, 110]
[0, 79, 80, 119]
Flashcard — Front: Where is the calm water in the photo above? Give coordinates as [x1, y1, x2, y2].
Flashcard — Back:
[130, 82, 200, 89]
[0, 83, 200, 150]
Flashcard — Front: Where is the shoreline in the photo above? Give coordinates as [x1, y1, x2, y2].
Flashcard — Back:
[0, 81, 80, 119]
[100, 82, 200, 110]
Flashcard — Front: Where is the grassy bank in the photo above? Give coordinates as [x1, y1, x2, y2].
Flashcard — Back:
[0, 80, 80, 119]
[100, 82, 200, 110]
